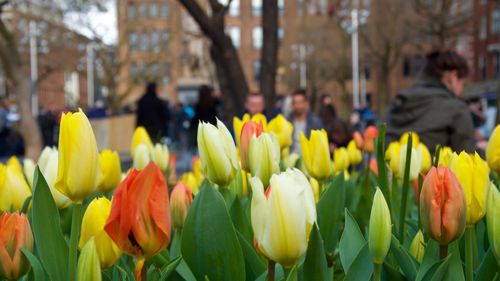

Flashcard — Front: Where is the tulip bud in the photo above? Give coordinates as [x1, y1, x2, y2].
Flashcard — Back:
[23, 158, 35, 188]
[239, 121, 264, 171]
[419, 143, 432, 173]
[386, 141, 401, 177]
[55, 109, 100, 203]
[39, 149, 71, 209]
[300, 130, 332, 180]
[486, 125, 500, 173]
[77, 238, 102, 281]
[197, 120, 239, 187]
[0, 212, 33, 280]
[368, 188, 392, 264]
[131, 126, 153, 158]
[333, 147, 350, 173]
[98, 150, 122, 193]
[282, 152, 299, 169]
[249, 132, 280, 187]
[369, 158, 378, 176]
[363, 126, 378, 153]
[400, 132, 420, 146]
[37, 146, 54, 170]
[181, 172, 200, 194]
[251, 113, 268, 129]
[309, 177, 320, 203]
[7, 157, 23, 174]
[151, 143, 170, 172]
[133, 144, 151, 170]
[437, 146, 453, 167]
[347, 140, 363, 166]
[449, 152, 490, 225]
[486, 184, 500, 262]
[0, 164, 32, 212]
[79, 197, 121, 268]
[170, 182, 193, 230]
[353, 131, 364, 150]
[233, 114, 250, 146]
[105, 162, 171, 258]
[250, 169, 316, 267]
[267, 114, 293, 149]
[399, 144, 423, 181]
[420, 166, 466, 245]
[409, 231, 425, 263]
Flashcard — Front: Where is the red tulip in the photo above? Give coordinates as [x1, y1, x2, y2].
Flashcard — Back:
[170, 182, 193, 230]
[0, 212, 33, 280]
[239, 121, 264, 171]
[105, 162, 171, 258]
[363, 126, 379, 153]
[420, 166, 466, 245]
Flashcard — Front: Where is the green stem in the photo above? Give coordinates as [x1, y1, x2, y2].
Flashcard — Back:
[68, 203, 85, 281]
[465, 227, 474, 281]
[440, 245, 448, 260]
[373, 263, 382, 281]
[417, 174, 424, 229]
[267, 260, 275, 281]
[399, 135, 413, 244]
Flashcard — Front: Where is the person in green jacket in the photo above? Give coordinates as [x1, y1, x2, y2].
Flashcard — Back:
[385, 50, 475, 154]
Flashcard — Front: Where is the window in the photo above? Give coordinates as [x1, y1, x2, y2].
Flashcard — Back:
[219, 0, 239, 16]
[413, 55, 423, 76]
[149, 3, 159, 18]
[151, 30, 160, 52]
[480, 16, 487, 40]
[278, 0, 285, 16]
[127, 4, 136, 20]
[140, 32, 148, 52]
[162, 30, 170, 50]
[495, 53, 500, 78]
[479, 56, 487, 80]
[138, 3, 147, 19]
[150, 63, 160, 79]
[252, 27, 263, 49]
[129, 31, 138, 53]
[163, 63, 171, 85]
[253, 60, 261, 81]
[402, 57, 411, 77]
[160, 3, 169, 18]
[252, 0, 262, 16]
[492, 9, 500, 34]
[226, 26, 240, 48]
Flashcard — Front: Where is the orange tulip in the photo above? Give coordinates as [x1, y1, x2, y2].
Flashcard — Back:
[369, 158, 378, 176]
[170, 182, 193, 230]
[104, 162, 171, 258]
[0, 212, 33, 280]
[363, 126, 378, 153]
[353, 131, 364, 150]
[239, 121, 264, 172]
[420, 166, 466, 245]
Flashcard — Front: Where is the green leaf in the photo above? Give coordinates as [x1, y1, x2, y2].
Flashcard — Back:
[31, 168, 68, 281]
[429, 255, 452, 281]
[445, 241, 465, 281]
[159, 256, 182, 281]
[339, 209, 366, 272]
[382, 262, 406, 281]
[236, 230, 266, 281]
[317, 174, 345, 262]
[21, 248, 46, 281]
[21, 196, 32, 214]
[375, 124, 390, 209]
[181, 182, 245, 281]
[344, 244, 374, 281]
[230, 196, 253, 244]
[285, 265, 298, 281]
[475, 248, 500, 281]
[416, 239, 439, 281]
[301, 224, 329, 281]
[390, 235, 418, 281]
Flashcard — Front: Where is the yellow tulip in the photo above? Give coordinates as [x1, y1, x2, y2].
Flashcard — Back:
[98, 150, 122, 193]
[449, 152, 490, 225]
[267, 114, 293, 149]
[133, 144, 151, 170]
[399, 144, 423, 181]
[192, 157, 204, 186]
[0, 164, 31, 211]
[233, 114, 250, 146]
[38, 148, 71, 209]
[55, 109, 100, 204]
[197, 120, 239, 187]
[181, 172, 199, 194]
[37, 146, 54, 172]
[250, 169, 316, 267]
[368, 188, 392, 264]
[486, 184, 500, 262]
[486, 125, 500, 173]
[130, 126, 153, 158]
[7, 156, 23, 174]
[400, 132, 420, 146]
[386, 141, 401, 177]
[282, 152, 300, 169]
[23, 158, 35, 188]
[151, 144, 170, 172]
[419, 143, 432, 173]
[309, 177, 320, 203]
[79, 197, 121, 268]
[409, 231, 425, 263]
[300, 130, 332, 180]
[333, 147, 350, 173]
[347, 140, 362, 166]
[249, 132, 280, 187]
[437, 146, 453, 167]
[251, 113, 268, 129]
[77, 238, 102, 281]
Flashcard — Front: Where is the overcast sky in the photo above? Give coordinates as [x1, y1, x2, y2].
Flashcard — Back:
[64, 0, 117, 45]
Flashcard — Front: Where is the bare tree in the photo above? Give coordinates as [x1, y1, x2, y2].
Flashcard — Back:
[260, 0, 278, 113]
[177, 0, 248, 119]
[412, 0, 456, 47]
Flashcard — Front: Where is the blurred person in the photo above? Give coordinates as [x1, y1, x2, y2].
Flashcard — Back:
[191, 84, 220, 127]
[136, 82, 170, 142]
[288, 89, 323, 154]
[244, 92, 266, 117]
[385, 50, 474, 153]
[319, 94, 351, 150]
[37, 105, 58, 147]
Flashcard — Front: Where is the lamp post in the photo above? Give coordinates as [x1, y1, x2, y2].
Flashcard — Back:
[340, 0, 370, 109]
[86, 43, 95, 107]
[29, 20, 38, 116]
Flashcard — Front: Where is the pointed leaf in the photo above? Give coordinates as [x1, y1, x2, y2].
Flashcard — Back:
[21, 248, 47, 281]
[236, 230, 266, 281]
[344, 244, 374, 281]
[340, 209, 366, 272]
[301, 224, 329, 281]
[475, 248, 500, 281]
[390, 235, 418, 281]
[159, 256, 182, 281]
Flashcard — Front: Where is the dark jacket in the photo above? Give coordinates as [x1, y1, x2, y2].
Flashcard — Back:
[136, 91, 170, 142]
[385, 79, 475, 154]
[288, 112, 324, 153]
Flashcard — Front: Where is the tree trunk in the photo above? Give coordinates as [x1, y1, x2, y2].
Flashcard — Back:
[260, 0, 278, 113]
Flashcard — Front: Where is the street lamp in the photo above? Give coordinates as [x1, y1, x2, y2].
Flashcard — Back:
[340, 0, 370, 109]
[29, 20, 38, 116]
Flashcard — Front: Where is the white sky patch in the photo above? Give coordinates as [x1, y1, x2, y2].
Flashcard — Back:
[64, 1, 117, 45]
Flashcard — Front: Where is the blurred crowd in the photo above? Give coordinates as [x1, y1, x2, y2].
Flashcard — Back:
[0, 49, 497, 161]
